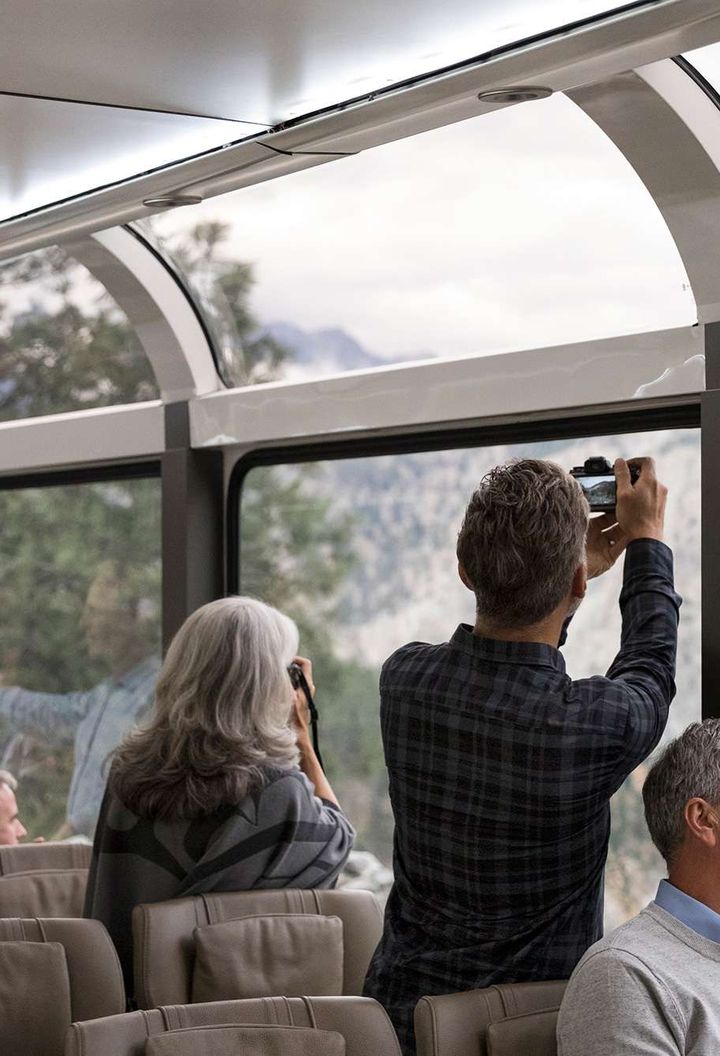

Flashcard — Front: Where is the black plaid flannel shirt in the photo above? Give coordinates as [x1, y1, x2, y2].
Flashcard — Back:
[363, 539, 681, 1055]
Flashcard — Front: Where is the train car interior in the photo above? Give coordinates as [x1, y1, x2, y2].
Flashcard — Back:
[2, 1, 720, 1053]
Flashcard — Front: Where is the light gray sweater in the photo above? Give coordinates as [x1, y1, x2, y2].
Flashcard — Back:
[557, 903, 720, 1055]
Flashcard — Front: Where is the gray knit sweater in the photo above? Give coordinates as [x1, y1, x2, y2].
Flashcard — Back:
[557, 902, 720, 1055]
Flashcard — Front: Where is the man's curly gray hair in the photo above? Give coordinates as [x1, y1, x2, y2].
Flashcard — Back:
[0, 770, 17, 792]
[457, 458, 589, 628]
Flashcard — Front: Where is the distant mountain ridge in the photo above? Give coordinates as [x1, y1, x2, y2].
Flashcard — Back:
[260, 321, 434, 379]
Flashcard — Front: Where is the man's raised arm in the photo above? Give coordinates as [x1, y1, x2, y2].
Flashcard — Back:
[604, 458, 680, 773]
[0, 684, 89, 743]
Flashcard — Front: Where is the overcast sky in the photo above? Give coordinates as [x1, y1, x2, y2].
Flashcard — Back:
[147, 93, 697, 364]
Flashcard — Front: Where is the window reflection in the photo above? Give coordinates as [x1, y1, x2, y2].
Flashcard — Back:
[0, 479, 161, 839]
[238, 428, 699, 917]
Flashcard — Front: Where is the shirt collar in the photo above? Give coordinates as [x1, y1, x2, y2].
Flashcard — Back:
[449, 624, 567, 673]
[654, 879, 720, 945]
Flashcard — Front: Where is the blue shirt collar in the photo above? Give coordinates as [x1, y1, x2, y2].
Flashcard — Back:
[654, 879, 720, 944]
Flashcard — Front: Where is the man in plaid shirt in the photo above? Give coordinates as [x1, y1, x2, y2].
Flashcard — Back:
[363, 456, 678, 1055]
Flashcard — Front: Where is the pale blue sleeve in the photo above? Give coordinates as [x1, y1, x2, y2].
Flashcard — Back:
[0, 684, 90, 742]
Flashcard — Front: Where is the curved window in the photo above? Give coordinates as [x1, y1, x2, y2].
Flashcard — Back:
[682, 43, 720, 93]
[0, 475, 161, 839]
[0, 245, 158, 422]
[236, 426, 699, 917]
[141, 92, 694, 388]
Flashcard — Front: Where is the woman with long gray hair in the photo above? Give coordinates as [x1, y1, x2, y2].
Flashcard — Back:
[84, 596, 355, 995]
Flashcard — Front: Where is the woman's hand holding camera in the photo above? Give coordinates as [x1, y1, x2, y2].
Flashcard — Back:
[291, 655, 315, 746]
[289, 655, 340, 807]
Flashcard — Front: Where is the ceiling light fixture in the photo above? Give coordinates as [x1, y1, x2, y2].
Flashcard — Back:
[477, 86, 553, 104]
[142, 194, 203, 209]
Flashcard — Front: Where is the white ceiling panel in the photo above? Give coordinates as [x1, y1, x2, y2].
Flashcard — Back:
[0, 95, 251, 222]
[1, 0, 656, 124]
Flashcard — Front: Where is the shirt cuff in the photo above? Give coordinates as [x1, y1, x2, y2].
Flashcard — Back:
[623, 537, 674, 577]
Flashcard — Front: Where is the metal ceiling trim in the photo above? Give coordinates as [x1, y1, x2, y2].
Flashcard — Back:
[0, 0, 718, 260]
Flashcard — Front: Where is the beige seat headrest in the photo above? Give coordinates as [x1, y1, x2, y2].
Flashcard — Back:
[487, 1007, 559, 1056]
[0, 868, 88, 917]
[0, 842, 91, 875]
[0, 940, 71, 1056]
[66, 995, 402, 1056]
[0, 917, 125, 1024]
[133, 889, 383, 1008]
[192, 913, 344, 1002]
[145, 1024, 346, 1056]
[414, 981, 567, 1056]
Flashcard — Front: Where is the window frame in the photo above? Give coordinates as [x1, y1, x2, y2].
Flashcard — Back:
[228, 401, 702, 709]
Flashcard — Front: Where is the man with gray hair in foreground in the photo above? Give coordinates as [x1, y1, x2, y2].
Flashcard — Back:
[558, 719, 720, 1056]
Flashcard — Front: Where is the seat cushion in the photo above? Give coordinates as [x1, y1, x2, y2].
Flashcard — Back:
[487, 1008, 559, 1056]
[0, 842, 91, 875]
[0, 940, 71, 1056]
[146, 1024, 345, 1056]
[192, 914, 344, 1001]
[0, 869, 87, 917]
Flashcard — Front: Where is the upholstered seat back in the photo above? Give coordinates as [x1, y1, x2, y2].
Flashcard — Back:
[65, 996, 401, 1056]
[414, 981, 567, 1056]
[145, 1024, 346, 1056]
[0, 842, 91, 875]
[0, 869, 88, 917]
[0, 917, 125, 1056]
[132, 890, 383, 1009]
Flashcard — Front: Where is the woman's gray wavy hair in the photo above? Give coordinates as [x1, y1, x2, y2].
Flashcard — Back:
[111, 596, 300, 819]
[457, 458, 589, 628]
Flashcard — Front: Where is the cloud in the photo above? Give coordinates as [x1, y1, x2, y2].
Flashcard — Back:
[155, 93, 695, 363]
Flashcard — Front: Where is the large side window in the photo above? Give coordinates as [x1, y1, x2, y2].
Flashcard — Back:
[236, 427, 699, 918]
[0, 475, 161, 839]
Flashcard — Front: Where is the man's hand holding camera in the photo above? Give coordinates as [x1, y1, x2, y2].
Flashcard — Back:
[585, 457, 667, 579]
[615, 456, 667, 544]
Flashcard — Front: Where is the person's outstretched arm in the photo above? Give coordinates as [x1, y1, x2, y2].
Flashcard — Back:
[0, 683, 89, 742]
[602, 458, 680, 777]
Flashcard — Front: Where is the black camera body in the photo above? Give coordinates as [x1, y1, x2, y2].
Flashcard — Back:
[570, 456, 640, 512]
[288, 662, 304, 690]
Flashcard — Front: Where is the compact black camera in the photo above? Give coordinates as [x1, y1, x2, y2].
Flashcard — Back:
[570, 456, 640, 512]
[288, 662, 324, 769]
[288, 662, 304, 690]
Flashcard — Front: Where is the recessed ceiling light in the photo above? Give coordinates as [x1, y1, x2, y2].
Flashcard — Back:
[477, 86, 553, 104]
[143, 194, 203, 209]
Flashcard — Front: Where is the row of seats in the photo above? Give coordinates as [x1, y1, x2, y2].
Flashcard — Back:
[66, 988, 566, 1056]
[1, 906, 567, 1055]
[0, 844, 566, 1055]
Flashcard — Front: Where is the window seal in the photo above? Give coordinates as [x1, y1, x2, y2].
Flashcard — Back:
[0, 460, 161, 492]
